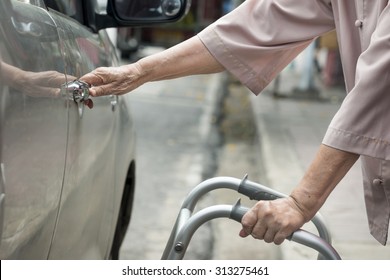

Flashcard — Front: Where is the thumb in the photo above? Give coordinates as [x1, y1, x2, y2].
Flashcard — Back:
[80, 72, 103, 87]
[239, 228, 250, 238]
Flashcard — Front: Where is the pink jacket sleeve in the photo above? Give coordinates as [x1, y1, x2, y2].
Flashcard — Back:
[323, 3, 390, 160]
[197, 0, 335, 94]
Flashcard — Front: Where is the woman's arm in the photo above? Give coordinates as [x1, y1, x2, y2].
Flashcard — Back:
[80, 36, 224, 97]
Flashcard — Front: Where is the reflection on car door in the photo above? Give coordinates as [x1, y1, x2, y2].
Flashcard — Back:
[0, 0, 68, 259]
[46, 8, 119, 259]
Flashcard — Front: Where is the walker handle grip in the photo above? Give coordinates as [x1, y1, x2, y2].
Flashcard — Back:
[229, 202, 341, 260]
[230, 201, 249, 222]
[238, 177, 284, 201]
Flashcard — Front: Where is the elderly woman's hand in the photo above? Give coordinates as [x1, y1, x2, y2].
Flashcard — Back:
[80, 64, 143, 97]
[239, 196, 306, 245]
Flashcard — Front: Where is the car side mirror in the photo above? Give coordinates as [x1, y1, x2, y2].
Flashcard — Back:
[112, 0, 190, 21]
[88, 0, 191, 32]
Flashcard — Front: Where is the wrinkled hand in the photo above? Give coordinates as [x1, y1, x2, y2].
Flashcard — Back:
[80, 64, 142, 97]
[239, 197, 306, 245]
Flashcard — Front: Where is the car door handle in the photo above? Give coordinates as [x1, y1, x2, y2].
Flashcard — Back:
[61, 80, 90, 118]
[110, 95, 118, 112]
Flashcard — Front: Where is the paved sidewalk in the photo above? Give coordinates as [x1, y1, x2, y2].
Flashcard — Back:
[249, 68, 390, 260]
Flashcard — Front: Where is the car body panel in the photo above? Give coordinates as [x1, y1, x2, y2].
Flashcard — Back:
[0, 0, 136, 259]
[47, 10, 122, 259]
[0, 0, 68, 259]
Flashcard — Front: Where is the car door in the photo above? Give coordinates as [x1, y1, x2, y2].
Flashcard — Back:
[0, 0, 69, 259]
[43, 1, 119, 259]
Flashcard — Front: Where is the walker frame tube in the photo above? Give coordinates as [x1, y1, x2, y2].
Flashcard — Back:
[161, 175, 338, 260]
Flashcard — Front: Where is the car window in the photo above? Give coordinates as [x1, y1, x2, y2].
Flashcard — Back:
[43, 0, 83, 22]
[43, 0, 74, 14]
[13, 0, 45, 8]
[16, 0, 81, 17]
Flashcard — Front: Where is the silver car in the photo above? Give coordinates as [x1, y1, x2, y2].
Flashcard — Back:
[0, 0, 189, 259]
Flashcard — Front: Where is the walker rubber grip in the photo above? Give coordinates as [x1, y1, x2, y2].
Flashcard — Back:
[230, 200, 249, 222]
[229, 201, 341, 260]
[238, 181, 282, 201]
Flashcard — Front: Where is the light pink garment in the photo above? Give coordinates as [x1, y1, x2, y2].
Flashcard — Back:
[198, 0, 390, 245]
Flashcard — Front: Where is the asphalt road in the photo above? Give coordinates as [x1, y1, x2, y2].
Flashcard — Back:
[119, 73, 224, 260]
[118, 67, 280, 260]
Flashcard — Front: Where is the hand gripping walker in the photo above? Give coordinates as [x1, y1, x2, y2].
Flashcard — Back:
[161, 175, 341, 260]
